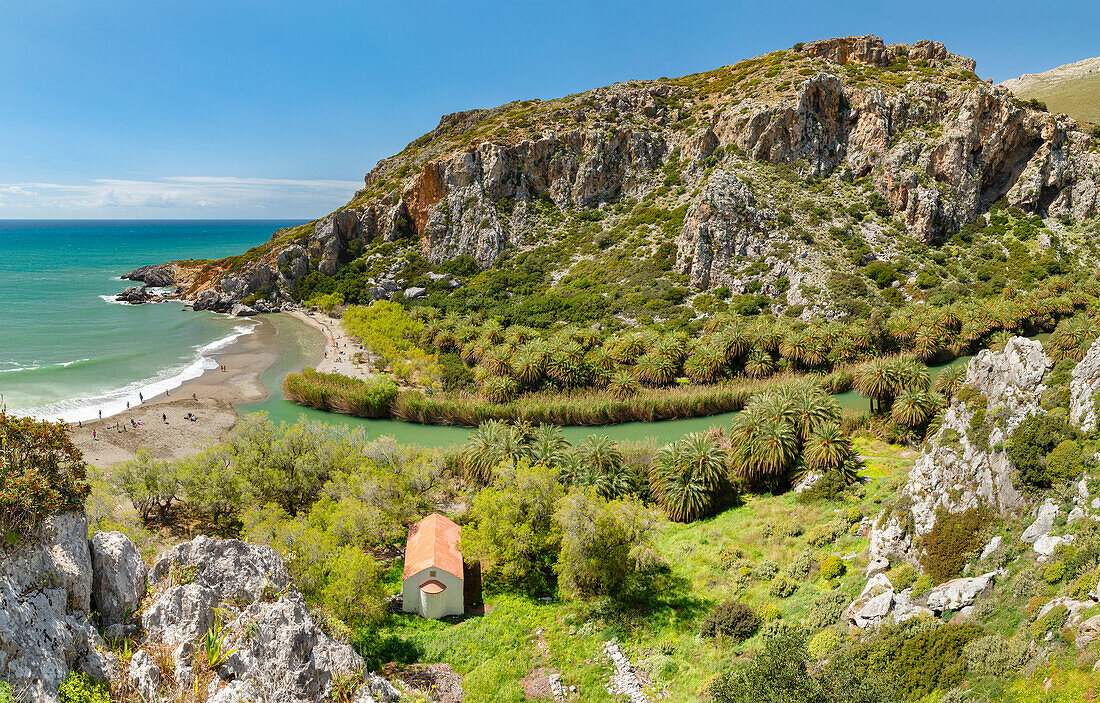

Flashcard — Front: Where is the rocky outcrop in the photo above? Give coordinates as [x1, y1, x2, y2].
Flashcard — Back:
[115, 286, 164, 304]
[1070, 339, 1100, 431]
[905, 337, 1048, 536]
[124, 264, 178, 288]
[869, 338, 1050, 570]
[90, 531, 147, 629]
[0, 513, 120, 703]
[136, 37, 1100, 307]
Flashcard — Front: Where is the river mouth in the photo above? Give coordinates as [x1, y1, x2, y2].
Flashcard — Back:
[238, 315, 1045, 449]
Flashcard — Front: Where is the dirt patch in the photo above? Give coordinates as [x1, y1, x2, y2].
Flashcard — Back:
[388, 663, 465, 703]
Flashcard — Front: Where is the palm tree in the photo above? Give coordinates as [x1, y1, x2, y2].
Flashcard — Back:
[891, 388, 943, 428]
[853, 357, 897, 415]
[546, 342, 589, 388]
[890, 357, 930, 393]
[608, 370, 640, 399]
[932, 364, 967, 397]
[780, 331, 810, 368]
[530, 424, 569, 469]
[784, 382, 842, 442]
[728, 401, 799, 487]
[635, 351, 679, 386]
[510, 348, 546, 388]
[650, 432, 729, 522]
[715, 325, 751, 363]
[744, 347, 775, 378]
[461, 420, 532, 485]
[567, 436, 629, 499]
[804, 422, 851, 470]
[482, 345, 513, 377]
[684, 343, 726, 384]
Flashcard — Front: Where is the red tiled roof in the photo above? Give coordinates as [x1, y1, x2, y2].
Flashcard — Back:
[419, 579, 446, 594]
[403, 513, 463, 580]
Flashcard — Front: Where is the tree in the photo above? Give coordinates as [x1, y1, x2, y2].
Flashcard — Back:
[460, 420, 534, 486]
[554, 489, 663, 599]
[650, 432, 729, 522]
[342, 301, 439, 387]
[804, 423, 851, 470]
[0, 411, 90, 544]
[116, 450, 180, 523]
[462, 461, 564, 594]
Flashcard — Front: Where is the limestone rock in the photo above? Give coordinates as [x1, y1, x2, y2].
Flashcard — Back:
[979, 535, 1003, 562]
[865, 557, 890, 578]
[142, 584, 219, 647]
[149, 535, 292, 605]
[1070, 339, 1100, 431]
[0, 513, 106, 703]
[128, 649, 162, 703]
[1021, 500, 1059, 543]
[90, 531, 147, 628]
[1033, 533, 1074, 561]
[925, 573, 996, 613]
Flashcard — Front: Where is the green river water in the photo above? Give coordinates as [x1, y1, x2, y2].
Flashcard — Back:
[238, 315, 1046, 450]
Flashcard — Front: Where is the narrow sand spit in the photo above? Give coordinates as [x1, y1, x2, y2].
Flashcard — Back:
[287, 309, 375, 381]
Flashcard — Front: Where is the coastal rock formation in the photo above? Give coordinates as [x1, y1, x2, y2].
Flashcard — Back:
[116, 286, 163, 304]
[133, 36, 1100, 308]
[925, 573, 996, 613]
[870, 337, 1050, 566]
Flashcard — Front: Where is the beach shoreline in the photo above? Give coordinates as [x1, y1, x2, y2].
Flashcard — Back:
[286, 309, 374, 380]
[72, 316, 283, 467]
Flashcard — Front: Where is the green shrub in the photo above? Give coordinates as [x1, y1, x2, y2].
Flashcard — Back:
[806, 591, 848, 629]
[1008, 414, 1078, 488]
[1043, 560, 1067, 584]
[911, 574, 933, 597]
[886, 563, 918, 591]
[920, 506, 994, 583]
[58, 672, 111, 703]
[1070, 569, 1098, 599]
[0, 411, 90, 546]
[282, 368, 399, 418]
[847, 620, 983, 698]
[807, 630, 843, 660]
[700, 600, 761, 641]
[764, 604, 783, 621]
[0, 682, 12, 703]
[818, 555, 846, 580]
[752, 560, 780, 581]
[769, 575, 798, 598]
[807, 520, 845, 547]
[963, 634, 1026, 677]
[1046, 439, 1085, 485]
[783, 549, 816, 580]
[845, 506, 864, 524]
[1031, 603, 1069, 636]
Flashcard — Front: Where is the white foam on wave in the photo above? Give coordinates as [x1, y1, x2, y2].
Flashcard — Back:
[0, 358, 91, 374]
[16, 322, 258, 423]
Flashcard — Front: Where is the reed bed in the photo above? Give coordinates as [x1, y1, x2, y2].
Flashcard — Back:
[282, 367, 398, 418]
[391, 374, 808, 426]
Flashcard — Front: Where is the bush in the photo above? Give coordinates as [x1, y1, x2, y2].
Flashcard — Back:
[911, 574, 933, 597]
[964, 634, 1026, 677]
[886, 563, 918, 591]
[806, 591, 848, 629]
[807, 520, 846, 547]
[58, 671, 112, 703]
[700, 600, 761, 641]
[920, 506, 994, 583]
[282, 368, 399, 418]
[1031, 603, 1069, 636]
[845, 506, 863, 524]
[1008, 414, 1078, 488]
[0, 683, 11, 703]
[0, 411, 90, 546]
[819, 555, 846, 580]
[808, 630, 843, 660]
[783, 549, 816, 580]
[1043, 560, 1067, 584]
[1046, 439, 1085, 485]
[752, 560, 780, 581]
[769, 575, 798, 598]
[847, 620, 983, 699]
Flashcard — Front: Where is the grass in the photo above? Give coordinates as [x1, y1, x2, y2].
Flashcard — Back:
[1011, 74, 1100, 126]
[365, 442, 919, 702]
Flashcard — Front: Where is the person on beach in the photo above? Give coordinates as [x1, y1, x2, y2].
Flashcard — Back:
[126, 401, 130, 410]
[92, 429, 96, 441]
[192, 393, 197, 400]
[139, 392, 144, 402]
[99, 409, 102, 419]
[162, 413, 167, 424]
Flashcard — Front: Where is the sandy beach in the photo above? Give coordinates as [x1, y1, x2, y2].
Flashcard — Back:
[71, 316, 281, 467]
[287, 309, 375, 380]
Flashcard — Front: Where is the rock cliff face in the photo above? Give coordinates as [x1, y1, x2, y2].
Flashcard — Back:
[870, 337, 1050, 567]
[0, 522, 397, 703]
[131, 35, 1100, 311]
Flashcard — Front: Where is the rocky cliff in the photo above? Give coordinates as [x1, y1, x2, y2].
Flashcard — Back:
[0, 520, 399, 703]
[128, 34, 1100, 314]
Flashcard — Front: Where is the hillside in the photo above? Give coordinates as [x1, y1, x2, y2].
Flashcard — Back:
[1002, 56, 1100, 127]
[127, 34, 1100, 325]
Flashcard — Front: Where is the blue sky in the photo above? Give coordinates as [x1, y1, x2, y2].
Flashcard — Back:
[1, 0, 1097, 219]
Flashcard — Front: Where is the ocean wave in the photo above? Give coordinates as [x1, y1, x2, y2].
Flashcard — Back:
[14, 322, 258, 423]
[0, 358, 92, 374]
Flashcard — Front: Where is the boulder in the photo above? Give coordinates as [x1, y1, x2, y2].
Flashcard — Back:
[926, 573, 995, 613]
[142, 584, 219, 647]
[90, 531, 147, 628]
[850, 591, 894, 628]
[979, 535, 1003, 562]
[865, 557, 890, 578]
[403, 286, 427, 300]
[1079, 615, 1100, 643]
[149, 535, 292, 605]
[1033, 533, 1074, 561]
[1021, 500, 1059, 543]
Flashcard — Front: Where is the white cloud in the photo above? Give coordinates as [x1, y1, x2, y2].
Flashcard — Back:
[0, 176, 363, 218]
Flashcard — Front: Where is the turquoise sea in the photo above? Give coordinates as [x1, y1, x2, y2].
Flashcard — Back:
[0, 220, 301, 422]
